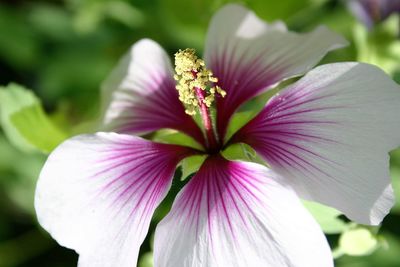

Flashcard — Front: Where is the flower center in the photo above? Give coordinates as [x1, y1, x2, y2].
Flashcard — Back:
[174, 48, 226, 153]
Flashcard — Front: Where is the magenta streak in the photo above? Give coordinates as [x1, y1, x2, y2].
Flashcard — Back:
[256, 141, 336, 179]
[266, 94, 340, 115]
[194, 87, 218, 151]
[212, 168, 235, 239]
[108, 179, 151, 238]
[181, 165, 210, 232]
[224, 65, 266, 109]
[253, 145, 293, 172]
[213, 45, 272, 98]
[257, 120, 338, 128]
[261, 106, 343, 124]
[257, 141, 322, 172]
[246, 141, 304, 169]
[108, 168, 153, 209]
[228, 46, 274, 95]
[199, 163, 244, 239]
[253, 135, 338, 165]
[218, 44, 238, 91]
[125, 102, 181, 123]
[97, 145, 150, 153]
[228, 176, 260, 231]
[213, 45, 282, 140]
[177, 182, 197, 217]
[101, 162, 158, 209]
[134, 165, 170, 227]
[255, 129, 338, 144]
[193, 182, 204, 236]
[171, 157, 278, 250]
[92, 146, 192, 191]
[226, 178, 250, 222]
[110, 80, 206, 147]
[205, 168, 213, 246]
[94, 155, 159, 188]
[112, 166, 169, 240]
[219, 169, 249, 231]
[214, 160, 264, 242]
[233, 167, 264, 199]
[114, 155, 173, 197]
[93, 151, 155, 166]
[95, 149, 192, 202]
[112, 162, 168, 223]
[184, 177, 205, 236]
[231, 64, 273, 100]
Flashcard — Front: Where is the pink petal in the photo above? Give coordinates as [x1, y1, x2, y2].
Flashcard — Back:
[101, 39, 205, 146]
[35, 133, 194, 267]
[204, 4, 348, 141]
[154, 155, 332, 267]
[233, 62, 400, 225]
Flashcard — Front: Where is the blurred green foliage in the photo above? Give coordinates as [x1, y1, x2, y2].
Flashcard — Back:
[1, 0, 400, 266]
[0, 84, 68, 153]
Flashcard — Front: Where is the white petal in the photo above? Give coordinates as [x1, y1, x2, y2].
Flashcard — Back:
[204, 3, 348, 140]
[101, 39, 205, 144]
[35, 133, 193, 267]
[154, 156, 332, 267]
[234, 62, 400, 225]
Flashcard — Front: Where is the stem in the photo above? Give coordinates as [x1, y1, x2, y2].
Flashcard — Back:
[194, 87, 219, 152]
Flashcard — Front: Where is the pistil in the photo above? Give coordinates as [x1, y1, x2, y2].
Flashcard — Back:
[193, 86, 218, 151]
[174, 48, 226, 152]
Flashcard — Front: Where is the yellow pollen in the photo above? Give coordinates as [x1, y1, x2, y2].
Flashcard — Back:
[174, 48, 226, 115]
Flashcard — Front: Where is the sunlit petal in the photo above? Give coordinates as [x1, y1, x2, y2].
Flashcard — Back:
[101, 39, 205, 145]
[35, 133, 193, 267]
[154, 156, 332, 267]
[234, 62, 400, 225]
[204, 4, 348, 140]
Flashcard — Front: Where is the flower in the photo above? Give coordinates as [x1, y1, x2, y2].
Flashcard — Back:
[35, 4, 400, 267]
[347, 0, 400, 28]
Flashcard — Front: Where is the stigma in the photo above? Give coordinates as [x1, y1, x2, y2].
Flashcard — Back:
[174, 48, 226, 115]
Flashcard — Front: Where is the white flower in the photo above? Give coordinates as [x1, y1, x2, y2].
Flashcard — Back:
[35, 4, 400, 267]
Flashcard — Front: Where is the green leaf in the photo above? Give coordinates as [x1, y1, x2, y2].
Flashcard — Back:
[339, 228, 379, 256]
[335, 232, 400, 266]
[180, 155, 206, 180]
[138, 252, 153, 267]
[152, 129, 203, 150]
[390, 167, 400, 214]
[225, 85, 282, 142]
[222, 143, 265, 165]
[10, 105, 68, 153]
[225, 111, 255, 143]
[0, 84, 36, 152]
[302, 200, 348, 234]
[0, 83, 68, 153]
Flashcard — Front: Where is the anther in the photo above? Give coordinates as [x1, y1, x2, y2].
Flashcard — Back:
[174, 48, 226, 115]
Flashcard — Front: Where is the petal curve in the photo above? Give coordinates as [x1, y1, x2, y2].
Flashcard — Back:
[154, 156, 332, 267]
[101, 39, 205, 145]
[35, 133, 193, 267]
[233, 62, 400, 225]
[204, 4, 348, 141]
